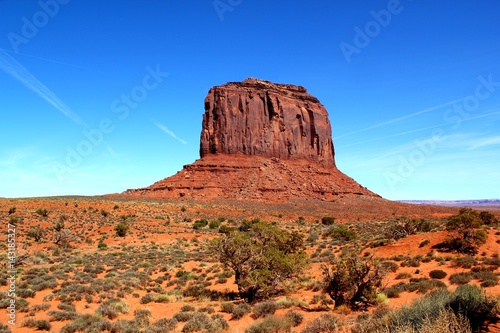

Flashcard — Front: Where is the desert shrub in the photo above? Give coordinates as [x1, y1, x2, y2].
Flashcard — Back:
[27, 226, 45, 242]
[198, 306, 215, 314]
[181, 304, 195, 312]
[483, 257, 500, 268]
[211, 314, 229, 331]
[409, 278, 446, 294]
[57, 303, 76, 312]
[476, 229, 488, 244]
[395, 272, 411, 279]
[381, 261, 399, 273]
[110, 319, 141, 333]
[60, 314, 112, 333]
[47, 311, 78, 321]
[253, 300, 277, 318]
[301, 314, 339, 333]
[173, 311, 193, 322]
[321, 217, 336, 225]
[218, 225, 235, 234]
[220, 302, 235, 313]
[97, 242, 107, 249]
[285, 310, 304, 327]
[134, 308, 151, 327]
[246, 315, 292, 333]
[401, 257, 421, 267]
[32, 303, 51, 312]
[479, 211, 498, 225]
[275, 297, 302, 309]
[22, 319, 52, 330]
[419, 239, 430, 248]
[134, 309, 151, 318]
[146, 318, 178, 333]
[473, 271, 499, 286]
[355, 308, 470, 333]
[140, 294, 154, 304]
[213, 221, 307, 301]
[324, 225, 357, 241]
[115, 222, 129, 237]
[384, 278, 446, 298]
[182, 313, 211, 333]
[449, 272, 473, 285]
[209, 220, 222, 229]
[232, 303, 251, 319]
[0, 323, 11, 333]
[8, 207, 16, 215]
[481, 280, 498, 288]
[53, 220, 65, 231]
[182, 284, 224, 301]
[193, 219, 208, 230]
[384, 217, 431, 241]
[323, 249, 386, 309]
[360, 285, 499, 332]
[36, 208, 49, 217]
[96, 299, 128, 319]
[429, 269, 447, 279]
[448, 284, 500, 331]
[452, 256, 477, 268]
[16, 288, 36, 298]
[383, 289, 454, 331]
[384, 285, 403, 299]
[179, 312, 228, 333]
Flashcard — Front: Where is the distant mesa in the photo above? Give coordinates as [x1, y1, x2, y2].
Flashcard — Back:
[124, 78, 379, 201]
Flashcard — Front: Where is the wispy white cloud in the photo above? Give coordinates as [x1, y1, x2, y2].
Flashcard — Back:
[339, 110, 500, 149]
[154, 121, 188, 145]
[0, 48, 83, 124]
[467, 135, 500, 150]
[334, 98, 465, 140]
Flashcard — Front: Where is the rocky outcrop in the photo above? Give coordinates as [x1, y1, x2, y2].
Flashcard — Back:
[200, 78, 335, 166]
[124, 78, 379, 201]
[124, 154, 377, 201]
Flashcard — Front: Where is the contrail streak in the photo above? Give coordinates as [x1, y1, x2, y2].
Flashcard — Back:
[154, 121, 188, 145]
[338, 110, 500, 148]
[334, 98, 465, 140]
[0, 49, 83, 124]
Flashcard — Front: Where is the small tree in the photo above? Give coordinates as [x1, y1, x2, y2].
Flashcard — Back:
[115, 223, 129, 237]
[213, 221, 307, 301]
[322, 249, 386, 310]
[443, 208, 487, 254]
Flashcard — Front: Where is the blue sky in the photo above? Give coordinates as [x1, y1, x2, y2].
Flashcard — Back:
[0, 0, 499, 200]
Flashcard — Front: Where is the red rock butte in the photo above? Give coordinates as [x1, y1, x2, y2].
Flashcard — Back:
[124, 78, 379, 201]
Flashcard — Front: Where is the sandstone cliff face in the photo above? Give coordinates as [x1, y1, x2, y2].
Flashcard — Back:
[200, 78, 335, 166]
[124, 78, 379, 201]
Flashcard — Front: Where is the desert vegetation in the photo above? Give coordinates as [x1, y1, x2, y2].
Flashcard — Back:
[1, 197, 500, 332]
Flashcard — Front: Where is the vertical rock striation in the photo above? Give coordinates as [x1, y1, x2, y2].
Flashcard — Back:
[200, 78, 335, 166]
